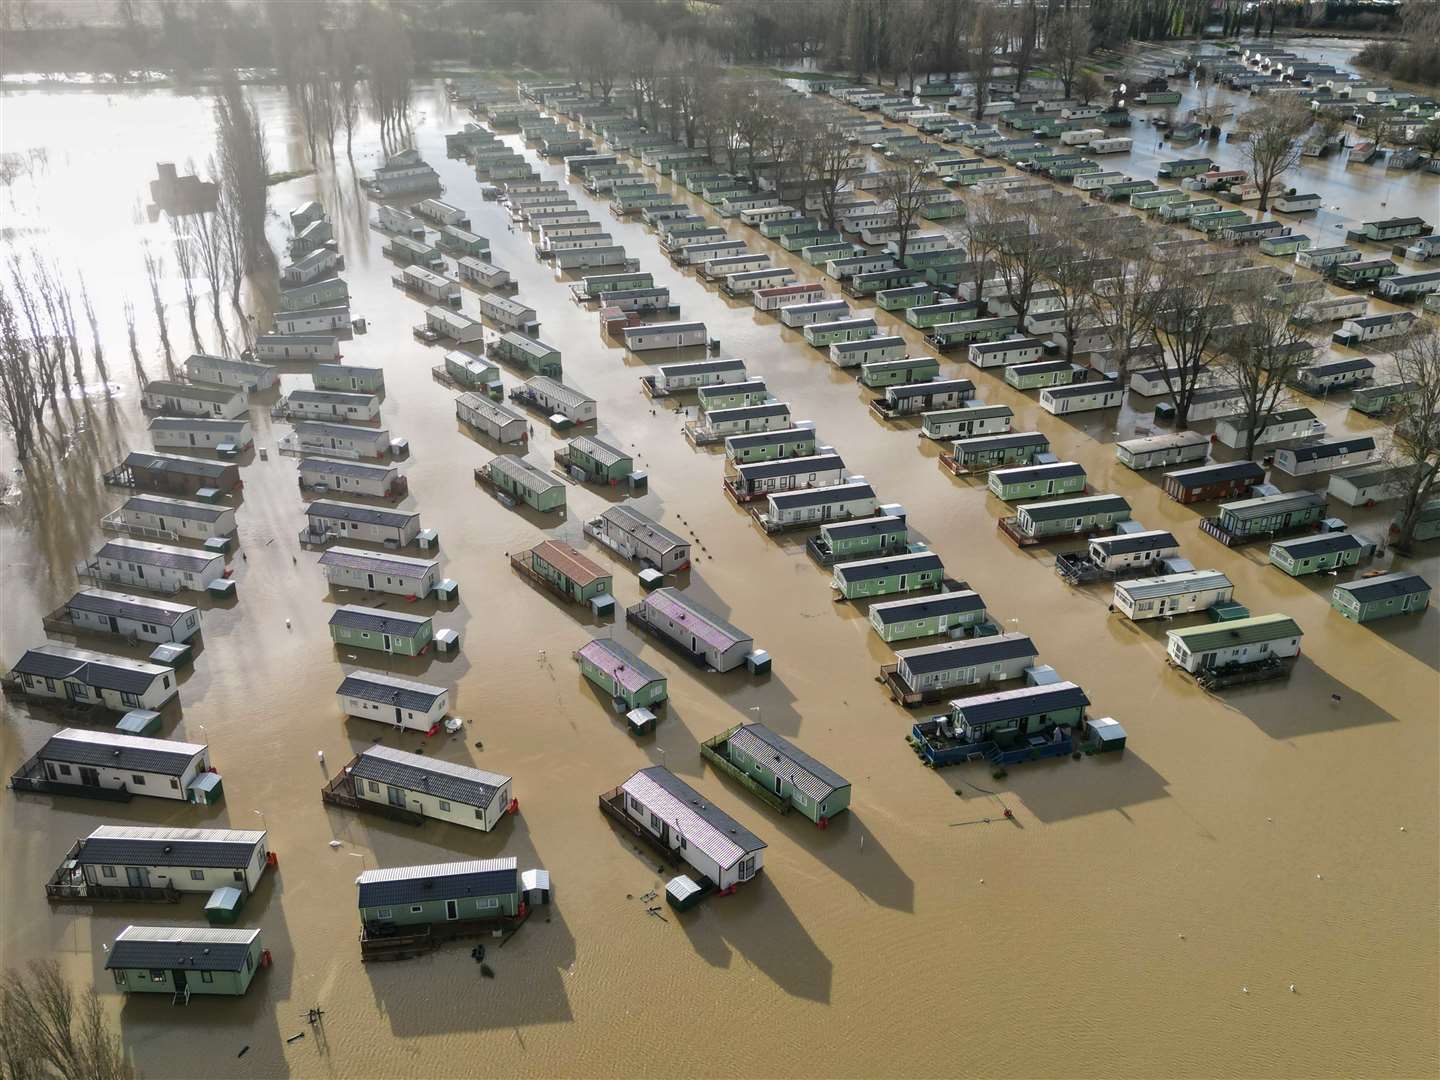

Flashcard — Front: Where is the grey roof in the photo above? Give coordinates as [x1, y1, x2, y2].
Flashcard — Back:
[621, 766, 765, 870]
[64, 588, 194, 626]
[292, 420, 390, 442]
[488, 454, 564, 493]
[37, 727, 204, 775]
[299, 456, 396, 479]
[769, 482, 875, 510]
[726, 427, 815, 451]
[1044, 380, 1122, 400]
[954, 431, 1048, 453]
[287, 389, 378, 407]
[307, 500, 418, 528]
[707, 402, 791, 423]
[106, 926, 260, 972]
[121, 495, 227, 523]
[125, 451, 231, 479]
[96, 539, 218, 573]
[898, 632, 1036, 675]
[952, 681, 1090, 724]
[1222, 490, 1327, 518]
[1091, 529, 1178, 555]
[569, 435, 630, 468]
[12, 646, 171, 695]
[1166, 460, 1266, 486]
[148, 417, 249, 434]
[143, 380, 241, 404]
[277, 304, 349, 322]
[1333, 571, 1431, 601]
[186, 352, 273, 374]
[1019, 494, 1130, 522]
[658, 358, 745, 377]
[972, 336, 1046, 354]
[1117, 570, 1232, 601]
[601, 505, 688, 553]
[822, 514, 907, 540]
[351, 744, 509, 810]
[1286, 436, 1376, 462]
[318, 546, 436, 576]
[1272, 532, 1368, 558]
[336, 671, 446, 711]
[76, 826, 265, 870]
[869, 590, 985, 626]
[835, 551, 943, 582]
[889, 378, 975, 400]
[1302, 357, 1376, 377]
[728, 723, 849, 802]
[328, 605, 430, 635]
[991, 462, 1086, 485]
[736, 453, 844, 482]
[1007, 359, 1072, 374]
[357, 857, 518, 908]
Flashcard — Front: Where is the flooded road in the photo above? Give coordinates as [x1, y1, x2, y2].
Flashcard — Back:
[1, 67, 1437, 1079]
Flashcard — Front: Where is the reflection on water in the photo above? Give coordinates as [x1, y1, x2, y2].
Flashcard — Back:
[1, 51, 1437, 1079]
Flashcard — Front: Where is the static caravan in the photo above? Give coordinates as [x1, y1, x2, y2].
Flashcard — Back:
[385, 235, 443, 269]
[720, 722, 851, 824]
[1013, 493, 1132, 539]
[517, 375, 597, 424]
[826, 255, 896, 281]
[811, 513, 909, 565]
[1332, 572, 1432, 623]
[1041, 380, 1123, 414]
[987, 461, 1087, 502]
[1113, 570, 1234, 621]
[926, 317, 1019, 350]
[1214, 407, 1321, 449]
[457, 257, 512, 291]
[699, 253, 769, 280]
[1296, 245, 1362, 271]
[1273, 435, 1379, 476]
[803, 242, 865, 266]
[396, 265, 461, 305]
[1087, 529, 1181, 573]
[1351, 381, 1419, 417]
[349, 745, 512, 831]
[476, 292, 538, 332]
[628, 588, 753, 672]
[731, 453, 845, 501]
[762, 481, 878, 530]
[88, 538, 225, 593]
[699, 401, 792, 437]
[313, 364, 384, 396]
[106, 926, 263, 997]
[829, 335, 907, 369]
[337, 671, 448, 733]
[878, 379, 976, 416]
[1330, 258, 1398, 287]
[753, 282, 827, 313]
[273, 305, 351, 335]
[253, 334, 340, 362]
[553, 244, 630, 270]
[1268, 532, 1371, 576]
[602, 287, 671, 313]
[7, 648, 179, 713]
[317, 547, 439, 598]
[868, 590, 987, 644]
[142, 381, 248, 421]
[296, 460, 403, 504]
[968, 337, 1046, 369]
[1292, 356, 1376, 394]
[148, 417, 253, 452]
[782, 301, 853, 329]
[803, 317, 877, 347]
[288, 420, 391, 459]
[1005, 359, 1079, 391]
[562, 435, 632, 485]
[613, 767, 765, 890]
[1162, 460, 1266, 504]
[907, 300, 981, 329]
[426, 305, 485, 344]
[1116, 431, 1209, 470]
[831, 551, 944, 600]
[1333, 312, 1417, 346]
[623, 322, 708, 353]
[278, 276, 348, 312]
[54, 588, 201, 644]
[328, 606, 432, 656]
[653, 358, 747, 394]
[875, 283, 937, 312]
[950, 431, 1049, 471]
[305, 500, 421, 547]
[108, 494, 236, 542]
[724, 267, 796, 297]
[1208, 490, 1328, 542]
[1327, 466, 1405, 507]
[184, 353, 276, 393]
[52, 825, 268, 901]
[1166, 614, 1302, 673]
[925, 404, 1014, 441]
[575, 638, 667, 713]
[889, 633, 1038, 697]
[725, 428, 818, 465]
[115, 451, 239, 497]
[492, 332, 562, 378]
[484, 455, 566, 512]
[282, 389, 381, 423]
[586, 505, 690, 572]
[1375, 270, 1440, 302]
[860, 355, 941, 388]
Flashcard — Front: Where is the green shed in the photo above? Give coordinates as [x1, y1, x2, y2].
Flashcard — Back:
[561, 435, 633, 484]
[107, 926, 264, 998]
[1331, 572, 1431, 623]
[832, 551, 945, 600]
[987, 461, 1087, 502]
[486, 455, 567, 513]
[357, 858, 521, 931]
[328, 605, 434, 655]
[1268, 533, 1371, 577]
[204, 886, 245, 925]
[575, 637, 668, 710]
[722, 722, 851, 824]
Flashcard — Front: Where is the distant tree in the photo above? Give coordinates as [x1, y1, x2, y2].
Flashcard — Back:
[1074, 70, 1104, 106]
[1090, 223, 1163, 407]
[1149, 249, 1245, 428]
[1045, 9, 1091, 100]
[1236, 99, 1310, 211]
[213, 67, 271, 273]
[1218, 279, 1324, 458]
[810, 130, 863, 231]
[1385, 328, 1440, 552]
[0, 960, 135, 1080]
[963, 5, 1005, 122]
[876, 152, 931, 266]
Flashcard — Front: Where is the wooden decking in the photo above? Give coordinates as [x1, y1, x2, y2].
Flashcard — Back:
[361, 907, 530, 962]
[699, 729, 791, 815]
[320, 761, 425, 826]
[597, 788, 685, 865]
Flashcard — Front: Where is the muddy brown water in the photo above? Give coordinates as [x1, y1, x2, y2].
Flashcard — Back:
[0, 73, 1437, 1079]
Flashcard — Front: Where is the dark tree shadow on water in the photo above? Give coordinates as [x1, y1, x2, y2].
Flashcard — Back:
[678, 875, 832, 1004]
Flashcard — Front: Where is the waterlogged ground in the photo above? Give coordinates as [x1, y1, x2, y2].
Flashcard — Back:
[0, 60, 1437, 1079]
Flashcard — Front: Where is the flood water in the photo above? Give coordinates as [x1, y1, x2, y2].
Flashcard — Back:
[1, 57, 1437, 1079]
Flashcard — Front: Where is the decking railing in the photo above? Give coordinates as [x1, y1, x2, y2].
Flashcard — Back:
[699, 729, 791, 815]
[319, 760, 425, 826]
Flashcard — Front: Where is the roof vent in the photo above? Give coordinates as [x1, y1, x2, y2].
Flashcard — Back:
[163, 845, 173, 854]
[113, 750, 122, 757]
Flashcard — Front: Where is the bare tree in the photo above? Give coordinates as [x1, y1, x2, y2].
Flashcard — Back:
[8, 258, 61, 423]
[1149, 249, 1245, 427]
[964, 6, 1005, 122]
[876, 152, 932, 266]
[991, 211, 1062, 329]
[0, 960, 136, 1080]
[214, 67, 272, 272]
[1040, 208, 1115, 365]
[1385, 328, 1440, 551]
[1045, 9, 1091, 100]
[1218, 280, 1323, 458]
[169, 216, 202, 351]
[1090, 224, 1164, 402]
[188, 168, 228, 339]
[810, 130, 863, 230]
[1074, 70, 1105, 106]
[140, 239, 172, 368]
[0, 286, 40, 460]
[1236, 99, 1311, 211]
[77, 272, 109, 390]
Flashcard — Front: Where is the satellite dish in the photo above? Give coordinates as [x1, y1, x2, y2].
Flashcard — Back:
[1120, 83, 1128, 94]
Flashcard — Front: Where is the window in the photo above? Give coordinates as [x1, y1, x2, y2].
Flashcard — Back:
[44, 677, 56, 693]
[190, 869, 205, 881]
[627, 794, 640, 812]
[377, 908, 393, 919]
[170, 778, 179, 789]
[200, 971, 213, 984]
[478, 898, 499, 909]
[233, 870, 244, 881]
[243, 954, 252, 973]
[102, 865, 116, 878]
[163, 676, 172, 690]
[680, 836, 687, 850]
[649, 811, 662, 831]
[57, 763, 71, 776]
[410, 905, 424, 914]
[438, 800, 451, 811]
[131, 775, 146, 786]
[150, 970, 166, 983]
[475, 807, 484, 819]
[113, 970, 126, 986]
